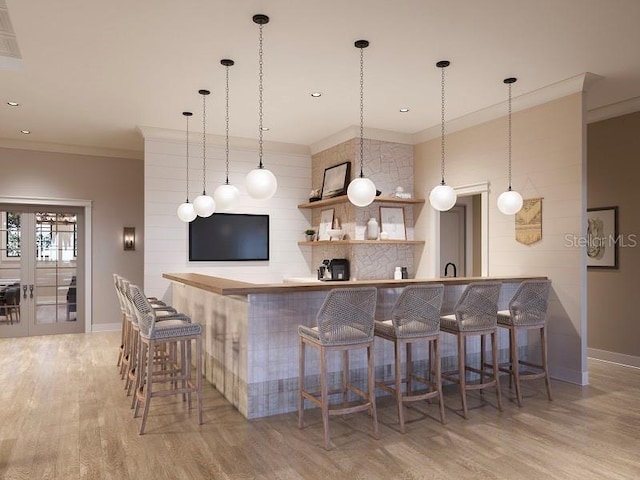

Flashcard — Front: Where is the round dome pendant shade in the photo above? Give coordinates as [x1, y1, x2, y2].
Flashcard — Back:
[429, 183, 457, 211]
[497, 189, 524, 215]
[176, 202, 197, 222]
[193, 194, 216, 217]
[214, 184, 240, 211]
[347, 177, 377, 207]
[245, 168, 277, 200]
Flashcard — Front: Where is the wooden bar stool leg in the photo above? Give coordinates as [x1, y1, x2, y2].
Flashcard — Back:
[395, 340, 405, 433]
[342, 350, 349, 407]
[320, 346, 330, 450]
[196, 336, 203, 425]
[298, 337, 305, 429]
[458, 333, 468, 419]
[133, 341, 145, 418]
[406, 341, 413, 395]
[139, 339, 155, 435]
[492, 330, 503, 411]
[541, 325, 553, 401]
[434, 338, 445, 424]
[480, 333, 486, 391]
[511, 326, 522, 406]
[367, 343, 379, 439]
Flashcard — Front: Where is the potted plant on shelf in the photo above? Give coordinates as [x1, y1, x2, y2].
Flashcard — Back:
[304, 229, 316, 242]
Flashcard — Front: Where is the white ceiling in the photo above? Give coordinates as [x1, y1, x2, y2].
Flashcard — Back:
[2, 0, 640, 158]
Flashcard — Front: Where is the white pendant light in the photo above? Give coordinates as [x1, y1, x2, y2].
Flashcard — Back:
[177, 111, 197, 222]
[245, 14, 278, 200]
[347, 39, 377, 207]
[214, 59, 240, 211]
[429, 60, 457, 212]
[193, 89, 216, 217]
[497, 77, 524, 215]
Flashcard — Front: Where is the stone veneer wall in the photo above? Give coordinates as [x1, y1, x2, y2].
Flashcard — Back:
[308, 138, 418, 280]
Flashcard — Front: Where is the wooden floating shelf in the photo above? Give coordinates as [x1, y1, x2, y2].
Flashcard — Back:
[298, 195, 424, 209]
[298, 240, 425, 246]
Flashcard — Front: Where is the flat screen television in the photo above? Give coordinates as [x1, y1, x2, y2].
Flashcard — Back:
[188, 213, 269, 261]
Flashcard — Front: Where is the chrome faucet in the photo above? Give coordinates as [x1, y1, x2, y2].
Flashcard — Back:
[444, 262, 457, 278]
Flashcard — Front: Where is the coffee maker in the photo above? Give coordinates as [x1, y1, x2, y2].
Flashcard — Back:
[318, 258, 350, 281]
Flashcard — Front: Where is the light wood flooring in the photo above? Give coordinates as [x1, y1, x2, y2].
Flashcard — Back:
[1, 331, 639, 479]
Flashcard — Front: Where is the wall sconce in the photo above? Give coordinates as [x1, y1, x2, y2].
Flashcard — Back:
[123, 227, 136, 251]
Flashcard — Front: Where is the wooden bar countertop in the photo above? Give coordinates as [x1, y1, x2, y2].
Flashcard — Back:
[163, 273, 547, 296]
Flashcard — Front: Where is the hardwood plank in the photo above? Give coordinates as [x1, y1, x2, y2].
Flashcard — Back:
[0, 332, 639, 479]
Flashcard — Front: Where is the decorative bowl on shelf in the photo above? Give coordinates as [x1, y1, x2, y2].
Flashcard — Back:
[327, 229, 343, 241]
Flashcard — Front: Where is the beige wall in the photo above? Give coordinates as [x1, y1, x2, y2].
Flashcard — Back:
[414, 93, 587, 384]
[587, 111, 640, 361]
[0, 147, 144, 328]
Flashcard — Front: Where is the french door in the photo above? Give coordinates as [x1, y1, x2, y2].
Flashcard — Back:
[0, 205, 84, 337]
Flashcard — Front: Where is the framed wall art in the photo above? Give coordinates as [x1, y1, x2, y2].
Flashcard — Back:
[318, 208, 334, 241]
[380, 206, 406, 240]
[320, 161, 351, 199]
[587, 206, 619, 269]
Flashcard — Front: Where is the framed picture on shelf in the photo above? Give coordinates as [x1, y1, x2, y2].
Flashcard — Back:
[380, 206, 406, 240]
[320, 161, 351, 199]
[587, 206, 619, 269]
[318, 208, 334, 241]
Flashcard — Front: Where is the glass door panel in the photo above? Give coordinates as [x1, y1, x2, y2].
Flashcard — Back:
[0, 206, 83, 337]
[34, 212, 78, 326]
[0, 211, 26, 334]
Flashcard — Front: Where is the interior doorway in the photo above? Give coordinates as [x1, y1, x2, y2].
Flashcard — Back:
[431, 182, 489, 278]
[0, 198, 92, 337]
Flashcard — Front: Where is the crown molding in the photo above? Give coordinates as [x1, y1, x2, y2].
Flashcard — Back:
[0, 138, 142, 159]
[413, 72, 603, 144]
[137, 126, 310, 157]
[587, 95, 640, 124]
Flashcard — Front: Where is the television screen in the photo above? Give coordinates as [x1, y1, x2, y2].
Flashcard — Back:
[189, 213, 269, 261]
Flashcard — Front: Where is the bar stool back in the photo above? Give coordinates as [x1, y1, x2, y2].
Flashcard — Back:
[374, 284, 445, 432]
[298, 287, 378, 450]
[496, 280, 552, 405]
[440, 282, 503, 418]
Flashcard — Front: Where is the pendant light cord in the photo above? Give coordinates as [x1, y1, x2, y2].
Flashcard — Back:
[201, 93, 207, 194]
[359, 45, 365, 178]
[440, 64, 446, 185]
[508, 81, 512, 191]
[258, 22, 264, 169]
[225, 64, 230, 184]
[185, 114, 190, 201]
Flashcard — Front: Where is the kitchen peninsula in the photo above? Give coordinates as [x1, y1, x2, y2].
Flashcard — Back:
[164, 273, 546, 419]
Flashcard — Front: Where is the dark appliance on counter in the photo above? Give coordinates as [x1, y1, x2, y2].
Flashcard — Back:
[329, 258, 350, 281]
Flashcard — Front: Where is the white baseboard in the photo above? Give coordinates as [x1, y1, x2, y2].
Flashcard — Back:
[588, 348, 640, 369]
[91, 322, 121, 333]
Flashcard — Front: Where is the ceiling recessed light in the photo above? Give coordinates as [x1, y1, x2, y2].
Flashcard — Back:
[20, 130, 30, 135]
[310, 92, 322, 98]
[7, 101, 19, 107]
[261, 127, 270, 131]
[399, 108, 410, 113]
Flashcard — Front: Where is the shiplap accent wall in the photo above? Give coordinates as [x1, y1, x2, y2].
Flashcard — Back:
[415, 93, 587, 385]
[143, 134, 312, 299]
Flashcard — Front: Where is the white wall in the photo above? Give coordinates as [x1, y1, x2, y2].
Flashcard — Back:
[414, 93, 587, 384]
[143, 131, 313, 298]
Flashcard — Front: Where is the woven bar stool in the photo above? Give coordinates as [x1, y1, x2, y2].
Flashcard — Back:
[129, 284, 203, 435]
[298, 287, 379, 450]
[374, 284, 445, 432]
[121, 279, 181, 399]
[115, 275, 168, 377]
[495, 280, 552, 406]
[440, 282, 502, 419]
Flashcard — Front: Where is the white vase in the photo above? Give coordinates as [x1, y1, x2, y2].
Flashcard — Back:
[366, 217, 379, 240]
